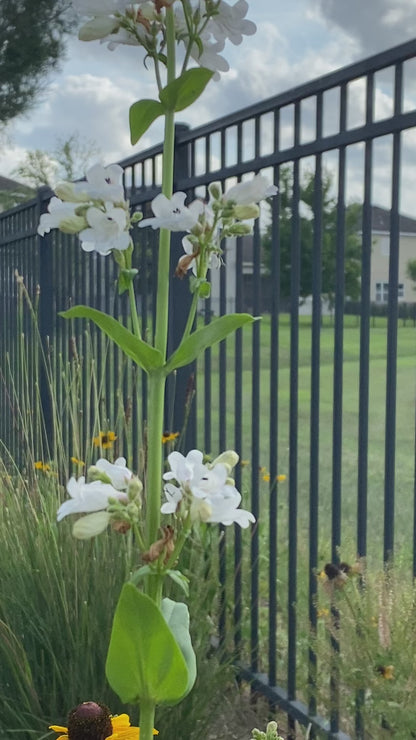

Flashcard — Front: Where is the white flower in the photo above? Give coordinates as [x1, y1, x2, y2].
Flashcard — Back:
[189, 36, 230, 77]
[139, 192, 203, 232]
[57, 476, 126, 522]
[37, 198, 83, 236]
[74, 164, 125, 203]
[161, 483, 183, 514]
[95, 456, 132, 490]
[179, 236, 221, 276]
[206, 0, 256, 46]
[223, 175, 278, 205]
[161, 448, 255, 528]
[79, 204, 131, 255]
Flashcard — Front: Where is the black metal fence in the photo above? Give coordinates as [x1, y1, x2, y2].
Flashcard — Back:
[2, 39, 416, 739]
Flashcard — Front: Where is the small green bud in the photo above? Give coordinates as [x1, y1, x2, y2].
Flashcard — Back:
[87, 466, 112, 485]
[131, 211, 143, 223]
[59, 215, 88, 234]
[208, 182, 221, 201]
[226, 223, 253, 236]
[55, 182, 89, 203]
[233, 203, 260, 219]
[127, 476, 143, 502]
[210, 450, 239, 473]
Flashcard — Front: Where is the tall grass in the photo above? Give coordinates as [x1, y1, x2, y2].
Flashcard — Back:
[0, 281, 234, 739]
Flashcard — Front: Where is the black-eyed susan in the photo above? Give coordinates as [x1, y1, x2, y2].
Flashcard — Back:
[34, 460, 51, 472]
[71, 456, 85, 466]
[92, 431, 117, 449]
[162, 431, 179, 444]
[376, 664, 394, 680]
[49, 702, 158, 740]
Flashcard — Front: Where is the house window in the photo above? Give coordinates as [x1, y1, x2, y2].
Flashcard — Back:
[375, 282, 404, 302]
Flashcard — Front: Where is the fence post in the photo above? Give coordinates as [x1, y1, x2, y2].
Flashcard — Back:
[166, 124, 197, 448]
[37, 186, 55, 458]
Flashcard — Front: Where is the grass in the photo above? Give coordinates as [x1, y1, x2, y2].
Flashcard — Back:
[1, 304, 415, 738]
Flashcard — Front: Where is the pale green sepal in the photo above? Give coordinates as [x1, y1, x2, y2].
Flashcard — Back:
[59, 306, 163, 373]
[72, 511, 110, 539]
[164, 314, 257, 373]
[161, 598, 196, 699]
[129, 99, 165, 145]
[106, 583, 190, 705]
[159, 68, 214, 112]
[166, 570, 190, 596]
[129, 564, 152, 585]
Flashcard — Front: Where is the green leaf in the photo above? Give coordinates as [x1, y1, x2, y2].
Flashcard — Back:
[166, 570, 190, 596]
[165, 313, 257, 373]
[159, 68, 214, 112]
[106, 584, 190, 705]
[129, 99, 164, 145]
[161, 598, 196, 699]
[60, 306, 163, 373]
[129, 564, 153, 586]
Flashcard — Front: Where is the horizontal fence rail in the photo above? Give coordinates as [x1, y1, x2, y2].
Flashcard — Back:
[2, 39, 416, 739]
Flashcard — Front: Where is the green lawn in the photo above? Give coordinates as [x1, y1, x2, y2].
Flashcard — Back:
[197, 314, 416, 567]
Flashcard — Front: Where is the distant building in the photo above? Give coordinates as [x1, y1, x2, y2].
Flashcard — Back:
[370, 205, 416, 304]
[0, 175, 34, 212]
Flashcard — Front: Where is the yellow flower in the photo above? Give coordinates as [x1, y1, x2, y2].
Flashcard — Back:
[34, 460, 51, 472]
[49, 714, 159, 740]
[376, 665, 394, 680]
[71, 456, 85, 466]
[276, 474, 286, 482]
[240, 459, 250, 467]
[263, 473, 270, 482]
[317, 607, 330, 618]
[92, 431, 117, 449]
[162, 431, 180, 444]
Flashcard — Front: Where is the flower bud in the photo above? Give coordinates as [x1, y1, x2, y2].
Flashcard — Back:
[87, 466, 112, 485]
[208, 182, 221, 201]
[127, 476, 143, 502]
[55, 182, 88, 203]
[226, 223, 253, 236]
[59, 215, 88, 234]
[210, 450, 239, 473]
[233, 203, 260, 220]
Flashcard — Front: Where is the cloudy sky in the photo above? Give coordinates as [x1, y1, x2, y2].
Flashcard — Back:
[1, 0, 416, 183]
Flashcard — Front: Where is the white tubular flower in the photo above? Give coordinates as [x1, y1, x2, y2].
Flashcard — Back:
[79, 204, 131, 255]
[139, 192, 203, 232]
[161, 482, 183, 514]
[207, 0, 256, 46]
[190, 36, 230, 77]
[161, 448, 255, 528]
[223, 175, 278, 205]
[74, 164, 125, 203]
[57, 476, 127, 522]
[95, 456, 133, 490]
[37, 198, 83, 236]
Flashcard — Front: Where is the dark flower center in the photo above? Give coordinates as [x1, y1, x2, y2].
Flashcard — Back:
[67, 702, 112, 740]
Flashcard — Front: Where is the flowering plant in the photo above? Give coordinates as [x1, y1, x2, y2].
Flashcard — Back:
[39, 2, 277, 739]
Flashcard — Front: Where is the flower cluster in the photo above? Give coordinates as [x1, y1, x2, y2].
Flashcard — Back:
[38, 164, 137, 256]
[139, 174, 277, 288]
[73, 0, 256, 77]
[50, 701, 158, 740]
[58, 457, 143, 538]
[162, 449, 255, 528]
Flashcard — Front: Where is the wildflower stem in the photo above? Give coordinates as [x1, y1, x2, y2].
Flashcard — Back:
[139, 699, 156, 740]
[128, 281, 142, 339]
[145, 7, 176, 579]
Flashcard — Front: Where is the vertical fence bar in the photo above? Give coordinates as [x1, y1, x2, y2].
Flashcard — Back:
[383, 64, 402, 562]
[308, 91, 323, 730]
[287, 102, 301, 736]
[268, 109, 281, 691]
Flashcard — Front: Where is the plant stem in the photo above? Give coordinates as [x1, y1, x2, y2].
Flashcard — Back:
[128, 281, 142, 339]
[139, 699, 156, 740]
[145, 6, 176, 569]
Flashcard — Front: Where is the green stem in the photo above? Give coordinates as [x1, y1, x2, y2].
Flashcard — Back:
[128, 281, 141, 339]
[144, 6, 176, 581]
[181, 290, 199, 340]
[139, 699, 156, 740]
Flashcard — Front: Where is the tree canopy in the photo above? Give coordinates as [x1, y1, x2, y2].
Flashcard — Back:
[0, 0, 73, 125]
[262, 166, 362, 304]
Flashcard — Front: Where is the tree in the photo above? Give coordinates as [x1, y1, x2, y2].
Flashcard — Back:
[13, 133, 101, 188]
[0, 0, 73, 125]
[406, 259, 416, 291]
[262, 166, 362, 304]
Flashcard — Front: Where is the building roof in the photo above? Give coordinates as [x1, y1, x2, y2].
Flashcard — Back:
[0, 175, 33, 194]
[372, 204, 416, 234]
